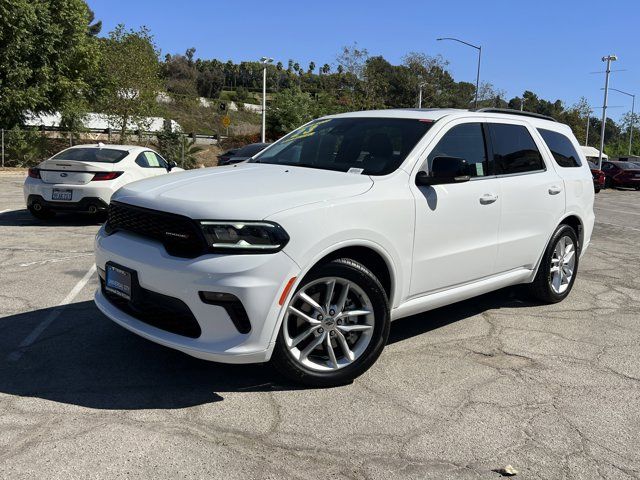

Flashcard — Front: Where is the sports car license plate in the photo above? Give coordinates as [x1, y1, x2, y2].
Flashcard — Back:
[52, 188, 73, 201]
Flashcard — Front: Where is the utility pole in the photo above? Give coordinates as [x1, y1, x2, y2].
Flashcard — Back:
[260, 56, 273, 143]
[598, 55, 617, 170]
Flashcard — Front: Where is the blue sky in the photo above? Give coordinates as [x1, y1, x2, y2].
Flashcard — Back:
[89, 0, 640, 120]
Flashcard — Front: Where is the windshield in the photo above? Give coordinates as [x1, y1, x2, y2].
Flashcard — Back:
[252, 117, 433, 175]
[51, 147, 129, 163]
[616, 162, 640, 170]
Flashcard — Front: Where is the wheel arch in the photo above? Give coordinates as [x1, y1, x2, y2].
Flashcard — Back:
[529, 213, 584, 282]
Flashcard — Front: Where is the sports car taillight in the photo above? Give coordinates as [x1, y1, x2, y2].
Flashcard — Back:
[92, 171, 123, 181]
[28, 168, 41, 179]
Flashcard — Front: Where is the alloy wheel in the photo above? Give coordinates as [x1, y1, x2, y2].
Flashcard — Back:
[549, 235, 576, 294]
[282, 277, 375, 372]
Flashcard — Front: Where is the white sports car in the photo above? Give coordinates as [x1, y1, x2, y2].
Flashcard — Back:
[23, 144, 182, 219]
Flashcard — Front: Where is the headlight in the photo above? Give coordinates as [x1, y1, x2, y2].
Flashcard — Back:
[200, 221, 289, 253]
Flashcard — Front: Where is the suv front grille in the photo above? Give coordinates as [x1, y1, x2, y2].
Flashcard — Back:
[105, 201, 206, 258]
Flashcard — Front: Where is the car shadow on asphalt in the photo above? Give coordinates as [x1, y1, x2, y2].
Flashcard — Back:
[0, 209, 105, 227]
[0, 289, 539, 410]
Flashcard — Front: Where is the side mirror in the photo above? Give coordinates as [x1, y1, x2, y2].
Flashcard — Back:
[416, 156, 471, 186]
[168, 160, 178, 171]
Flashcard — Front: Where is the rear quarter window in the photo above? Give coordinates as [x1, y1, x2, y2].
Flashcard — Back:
[538, 129, 582, 168]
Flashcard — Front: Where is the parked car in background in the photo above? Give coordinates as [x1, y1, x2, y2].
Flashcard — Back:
[601, 160, 640, 190]
[24, 144, 182, 219]
[587, 161, 606, 193]
[217, 142, 270, 165]
[94, 108, 593, 387]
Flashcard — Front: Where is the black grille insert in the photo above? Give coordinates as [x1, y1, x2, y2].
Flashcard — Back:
[105, 201, 206, 258]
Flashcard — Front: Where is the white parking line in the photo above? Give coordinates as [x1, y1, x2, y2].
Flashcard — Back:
[6, 264, 96, 362]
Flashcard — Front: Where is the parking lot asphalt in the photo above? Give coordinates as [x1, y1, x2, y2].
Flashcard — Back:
[0, 172, 639, 479]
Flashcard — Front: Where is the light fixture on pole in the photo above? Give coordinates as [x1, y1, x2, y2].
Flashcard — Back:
[260, 56, 274, 143]
[598, 55, 617, 169]
[604, 87, 635, 156]
[437, 37, 482, 109]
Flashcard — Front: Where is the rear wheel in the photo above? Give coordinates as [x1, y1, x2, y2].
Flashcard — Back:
[28, 205, 56, 220]
[271, 258, 390, 387]
[528, 224, 579, 303]
[604, 177, 613, 189]
[594, 186, 601, 193]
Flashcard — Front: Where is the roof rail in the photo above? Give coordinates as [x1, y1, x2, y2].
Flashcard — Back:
[475, 108, 557, 122]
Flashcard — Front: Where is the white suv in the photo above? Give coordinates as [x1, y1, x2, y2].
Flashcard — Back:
[24, 144, 180, 219]
[94, 109, 594, 387]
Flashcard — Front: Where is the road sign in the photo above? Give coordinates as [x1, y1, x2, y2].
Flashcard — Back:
[221, 115, 231, 128]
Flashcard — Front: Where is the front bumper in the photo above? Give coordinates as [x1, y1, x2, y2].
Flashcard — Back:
[94, 227, 300, 363]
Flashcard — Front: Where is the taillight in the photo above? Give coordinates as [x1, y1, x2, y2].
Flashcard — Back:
[92, 171, 123, 181]
[28, 168, 41, 179]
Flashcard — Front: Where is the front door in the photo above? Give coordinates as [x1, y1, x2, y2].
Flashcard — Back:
[409, 120, 501, 297]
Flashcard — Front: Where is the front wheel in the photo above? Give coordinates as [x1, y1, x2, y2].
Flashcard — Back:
[271, 258, 390, 387]
[528, 225, 579, 303]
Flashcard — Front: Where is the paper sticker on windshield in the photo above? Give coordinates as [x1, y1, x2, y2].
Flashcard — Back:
[347, 167, 364, 174]
[476, 163, 484, 176]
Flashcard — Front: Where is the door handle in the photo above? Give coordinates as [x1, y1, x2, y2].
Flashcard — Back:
[479, 193, 498, 205]
[548, 185, 563, 195]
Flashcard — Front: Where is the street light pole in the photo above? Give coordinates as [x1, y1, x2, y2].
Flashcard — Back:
[605, 87, 636, 156]
[598, 55, 617, 170]
[418, 82, 426, 108]
[585, 113, 591, 147]
[260, 56, 273, 143]
[437, 37, 482, 109]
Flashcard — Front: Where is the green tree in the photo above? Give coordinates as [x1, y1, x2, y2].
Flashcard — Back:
[97, 25, 162, 138]
[266, 87, 315, 137]
[0, 0, 99, 129]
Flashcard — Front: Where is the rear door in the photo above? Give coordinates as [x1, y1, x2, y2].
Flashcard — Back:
[409, 119, 501, 296]
[489, 121, 565, 272]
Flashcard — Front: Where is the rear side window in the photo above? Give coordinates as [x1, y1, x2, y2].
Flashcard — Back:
[538, 129, 581, 168]
[52, 147, 128, 163]
[489, 123, 545, 174]
[427, 123, 489, 177]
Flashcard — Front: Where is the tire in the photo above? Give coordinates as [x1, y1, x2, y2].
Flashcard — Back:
[604, 177, 613, 189]
[28, 205, 56, 220]
[528, 224, 579, 304]
[271, 258, 390, 387]
[594, 186, 601, 194]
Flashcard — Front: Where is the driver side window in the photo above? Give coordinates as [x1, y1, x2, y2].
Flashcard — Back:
[426, 123, 489, 177]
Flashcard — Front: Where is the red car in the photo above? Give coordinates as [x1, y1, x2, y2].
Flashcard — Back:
[587, 161, 606, 193]
[601, 161, 640, 190]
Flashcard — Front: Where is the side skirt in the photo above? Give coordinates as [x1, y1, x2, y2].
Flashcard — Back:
[390, 268, 532, 321]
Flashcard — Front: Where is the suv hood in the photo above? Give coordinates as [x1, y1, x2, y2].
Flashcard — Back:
[112, 163, 373, 219]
